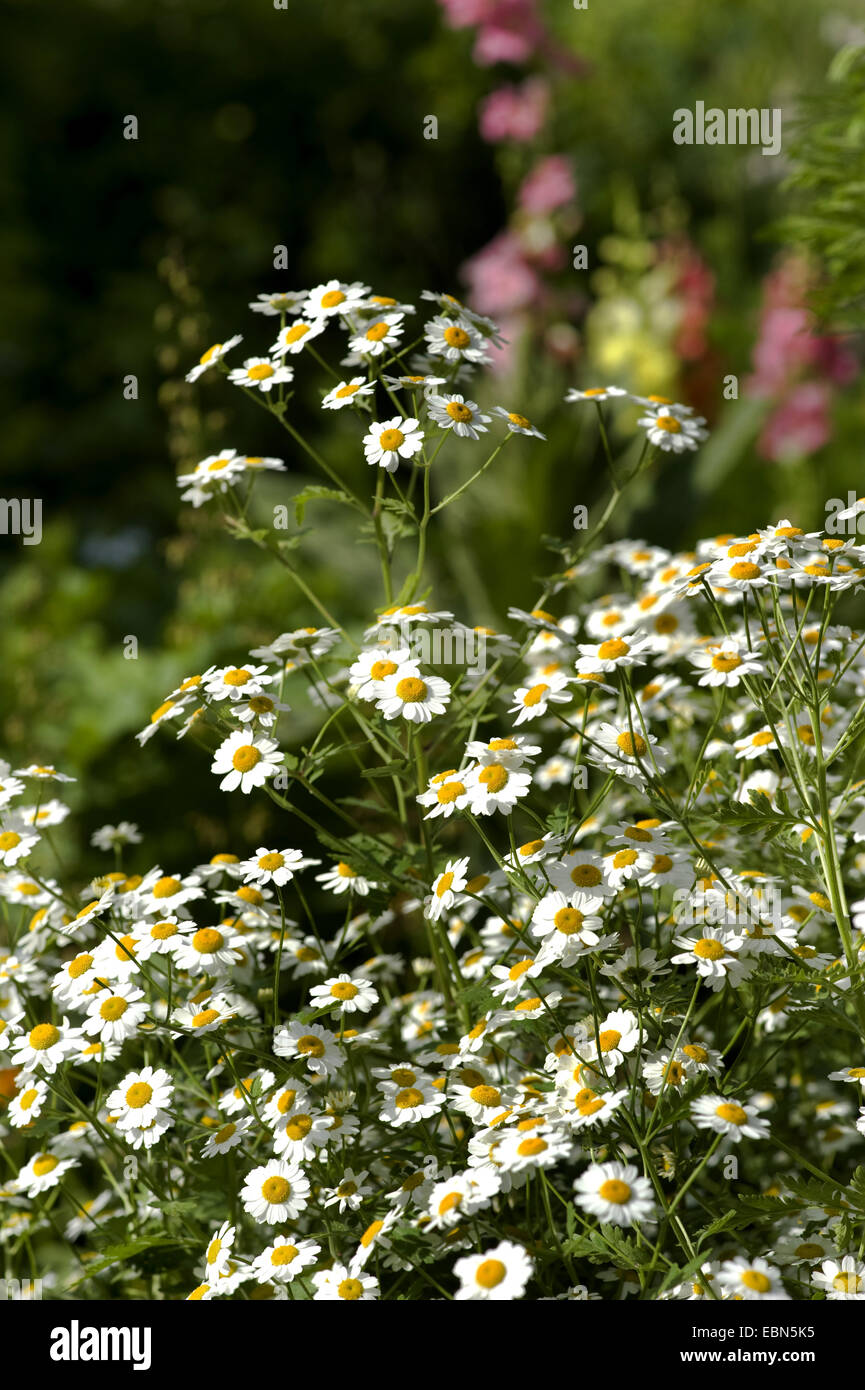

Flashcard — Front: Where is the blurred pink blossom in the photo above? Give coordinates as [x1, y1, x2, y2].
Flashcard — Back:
[518, 155, 576, 214]
[748, 258, 857, 397]
[461, 231, 541, 317]
[479, 78, 549, 143]
[758, 381, 833, 462]
[437, 0, 496, 28]
[747, 256, 859, 460]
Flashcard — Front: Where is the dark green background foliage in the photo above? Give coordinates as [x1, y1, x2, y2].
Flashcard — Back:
[1, 0, 863, 880]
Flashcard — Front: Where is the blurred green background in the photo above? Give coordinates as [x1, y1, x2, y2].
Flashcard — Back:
[1, 0, 863, 880]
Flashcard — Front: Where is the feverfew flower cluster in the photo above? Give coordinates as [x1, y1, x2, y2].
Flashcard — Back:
[3, 282, 865, 1303]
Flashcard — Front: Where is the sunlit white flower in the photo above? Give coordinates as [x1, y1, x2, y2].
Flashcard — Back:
[573, 1162, 656, 1226]
[211, 731, 284, 794]
[454, 1241, 533, 1301]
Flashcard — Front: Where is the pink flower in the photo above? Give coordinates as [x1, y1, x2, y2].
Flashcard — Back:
[460, 231, 541, 317]
[473, 1, 544, 66]
[438, 0, 496, 27]
[518, 155, 576, 214]
[478, 77, 549, 143]
[759, 381, 832, 461]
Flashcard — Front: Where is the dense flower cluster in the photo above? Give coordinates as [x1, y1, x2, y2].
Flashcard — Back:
[2, 281, 865, 1302]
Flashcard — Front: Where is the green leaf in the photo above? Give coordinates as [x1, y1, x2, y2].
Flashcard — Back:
[293, 484, 352, 525]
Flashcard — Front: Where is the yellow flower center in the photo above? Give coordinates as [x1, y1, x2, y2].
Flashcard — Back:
[193, 928, 224, 955]
[479, 765, 508, 793]
[598, 638, 629, 660]
[261, 1177, 291, 1204]
[338, 1278, 364, 1300]
[370, 659, 398, 680]
[29, 1024, 60, 1050]
[379, 428, 405, 451]
[469, 1085, 501, 1107]
[553, 907, 585, 935]
[571, 864, 602, 888]
[153, 876, 182, 899]
[694, 938, 725, 960]
[715, 1102, 747, 1125]
[232, 745, 261, 772]
[475, 1258, 506, 1288]
[258, 852, 284, 871]
[598, 1179, 631, 1204]
[271, 1244, 299, 1266]
[616, 731, 647, 757]
[437, 781, 466, 804]
[125, 1082, 153, 1108]
[395, 1087, 424, 1109]
[395, 677, 427, 703]
[99, 997, 129, 1021]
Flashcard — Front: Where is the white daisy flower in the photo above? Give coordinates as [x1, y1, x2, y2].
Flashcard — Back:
[363, 417, 424, 472]
[16, 1151, 79, 1197]
[311, 1264, 379, 1301]
[348, 313, 404, 358]
[424, 314, 489, 364]
[565, 385, 628, 404]
[240, 847, 319, 888]
[426, 393, 491, 439]
[185, 334, 242, 383]
[690, 1093, 771, 1141]
[249, 290, 308, 317]
[425, 858, 470, 921]
[315, 862, 379, 895]
[322, 377, 376, 410]
[302, 279, 370, 318]
[309, 974, 379, 1015]
[270, 317, 327, 356]
[241, 1161, 310, 1224]
[454, 1241, 533, 1301]
[510, 672, 572, 725]
[253, 1236, 321, 1285]
[811, 1255, 865, 1300]
[573, 1161, 656, 1226]
[11, 1018, 83, 1076]
[211, 731, 284, 794]
[465, 762, 532, 816]
[637, 406, 708, 452]
[375, 670, 451, 723]
[83, 984, 147, 1044]
[489, 406, 546, 439]
[716, 1256, 789, 1300]
[227, 356, 293, 392]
